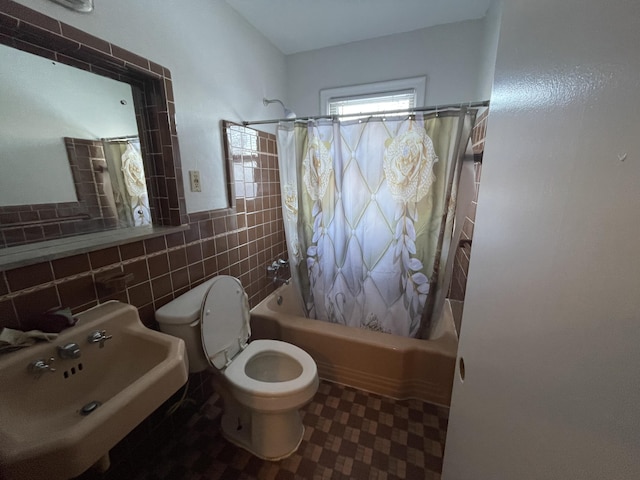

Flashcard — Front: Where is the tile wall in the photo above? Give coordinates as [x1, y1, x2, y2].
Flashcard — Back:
[0, 125, 286, 331]
[448, 108, 488, 303]
[0, 138, 119, 248]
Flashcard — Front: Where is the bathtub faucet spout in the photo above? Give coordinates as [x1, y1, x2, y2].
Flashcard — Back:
[273, 277, 290, 287]
[266, 259, 290, 287]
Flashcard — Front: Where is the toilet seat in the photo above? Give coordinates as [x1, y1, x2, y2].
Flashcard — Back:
[200, 276, 251, 370]
[225, 339, 318, 397]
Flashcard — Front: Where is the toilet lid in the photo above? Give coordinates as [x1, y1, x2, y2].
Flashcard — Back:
[200, 276, 251, 370]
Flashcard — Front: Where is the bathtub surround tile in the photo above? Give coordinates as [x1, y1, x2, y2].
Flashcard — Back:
[74, 381, 448, 480]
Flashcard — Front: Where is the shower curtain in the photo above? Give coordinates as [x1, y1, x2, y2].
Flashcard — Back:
[277, 111, 474, 338]
[102, 139, 151, 227]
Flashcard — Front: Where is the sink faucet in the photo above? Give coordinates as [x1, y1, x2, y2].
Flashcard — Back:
[58, 343, 81, 359]
[87, 330, 113, 348]
[28, 357, 56, 377]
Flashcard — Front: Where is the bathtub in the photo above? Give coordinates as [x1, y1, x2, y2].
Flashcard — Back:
[250, 283, 459, 406]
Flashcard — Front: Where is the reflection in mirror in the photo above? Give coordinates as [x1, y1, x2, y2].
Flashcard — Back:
[227, 125, 259, 199]
[0, 42, 149, 248]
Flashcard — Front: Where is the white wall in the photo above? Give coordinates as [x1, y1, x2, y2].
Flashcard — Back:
[477, 0, 502, 100]
[285, 19, 488, 117]
[442, 0, 640, 478]
[0, 43, 137, 206]
[14, 0, 287, 213]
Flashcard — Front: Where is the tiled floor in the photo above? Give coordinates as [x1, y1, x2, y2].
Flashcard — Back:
[90, 380, 449, 480]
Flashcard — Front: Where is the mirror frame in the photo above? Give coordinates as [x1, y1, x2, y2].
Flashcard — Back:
[0, 0, 187, 248]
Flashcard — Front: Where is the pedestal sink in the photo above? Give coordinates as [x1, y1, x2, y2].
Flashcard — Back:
[0, 301, 188, 480]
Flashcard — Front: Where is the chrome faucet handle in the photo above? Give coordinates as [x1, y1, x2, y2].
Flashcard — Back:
[87, 330, 113, 348]
[277, 258, 289, 266]
[28, 357, 56, 376]
[57, 342, 81, 359]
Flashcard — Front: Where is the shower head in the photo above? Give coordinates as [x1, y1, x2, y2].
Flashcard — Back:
[48, 0, 94, 12]
[263, 97, 296, 119]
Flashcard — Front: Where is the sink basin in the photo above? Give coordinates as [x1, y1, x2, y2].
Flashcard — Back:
[0, 301, 188, 480]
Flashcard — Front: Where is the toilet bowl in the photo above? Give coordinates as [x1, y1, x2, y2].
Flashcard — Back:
[155, 275, 319, 460]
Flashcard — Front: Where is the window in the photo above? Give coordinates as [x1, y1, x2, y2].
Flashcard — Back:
[328, 90, 416, 117]
[226, 125, 259, 199]
[320, 76, 426, 117]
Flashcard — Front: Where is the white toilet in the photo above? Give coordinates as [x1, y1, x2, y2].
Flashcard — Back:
[155, 275, 319, 461]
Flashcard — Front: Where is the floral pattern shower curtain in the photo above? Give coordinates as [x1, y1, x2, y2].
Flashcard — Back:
[102, 139, 151, 227]
[277, 112, 474, 338]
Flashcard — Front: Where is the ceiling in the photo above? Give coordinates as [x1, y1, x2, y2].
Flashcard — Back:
[225, 0, 493, 55]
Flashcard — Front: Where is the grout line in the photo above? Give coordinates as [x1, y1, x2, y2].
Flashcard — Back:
[0, 225, 260, 302]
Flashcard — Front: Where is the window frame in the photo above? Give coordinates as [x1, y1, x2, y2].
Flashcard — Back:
[319, 76, 427, 116]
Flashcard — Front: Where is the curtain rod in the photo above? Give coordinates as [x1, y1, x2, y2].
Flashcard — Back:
[101, 134, 139, 142]
[242, 100, 489, 126]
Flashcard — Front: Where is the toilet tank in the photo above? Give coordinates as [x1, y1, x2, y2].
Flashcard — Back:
[155, 278, 216, 373]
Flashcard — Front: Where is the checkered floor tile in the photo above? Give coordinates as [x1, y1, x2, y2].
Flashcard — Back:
[120, 381, 448, 480]
[109, 381, 448, 480]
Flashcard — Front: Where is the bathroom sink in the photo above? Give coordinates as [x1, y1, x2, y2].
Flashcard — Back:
[0, 301, 188, 480]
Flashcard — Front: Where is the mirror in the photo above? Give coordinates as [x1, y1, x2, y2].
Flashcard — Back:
[0, 0, 188, 267]
[0, 42, 152, 247]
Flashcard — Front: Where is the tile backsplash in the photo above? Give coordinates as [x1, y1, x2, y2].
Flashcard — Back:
[0, 125, 286, 331]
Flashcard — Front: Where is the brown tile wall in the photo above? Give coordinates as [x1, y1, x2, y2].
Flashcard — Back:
[6, 139, 121, 247]
[0, 201, 89, 248]
[0, 126, 285, 332]
[0, 138, 122, 247]
[448, 108, 488, 303]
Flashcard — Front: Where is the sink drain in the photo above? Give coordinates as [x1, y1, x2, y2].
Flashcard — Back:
[80, 400, 101, 416]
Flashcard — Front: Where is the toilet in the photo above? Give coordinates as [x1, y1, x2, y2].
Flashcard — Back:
[155, 275, 318, 461]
